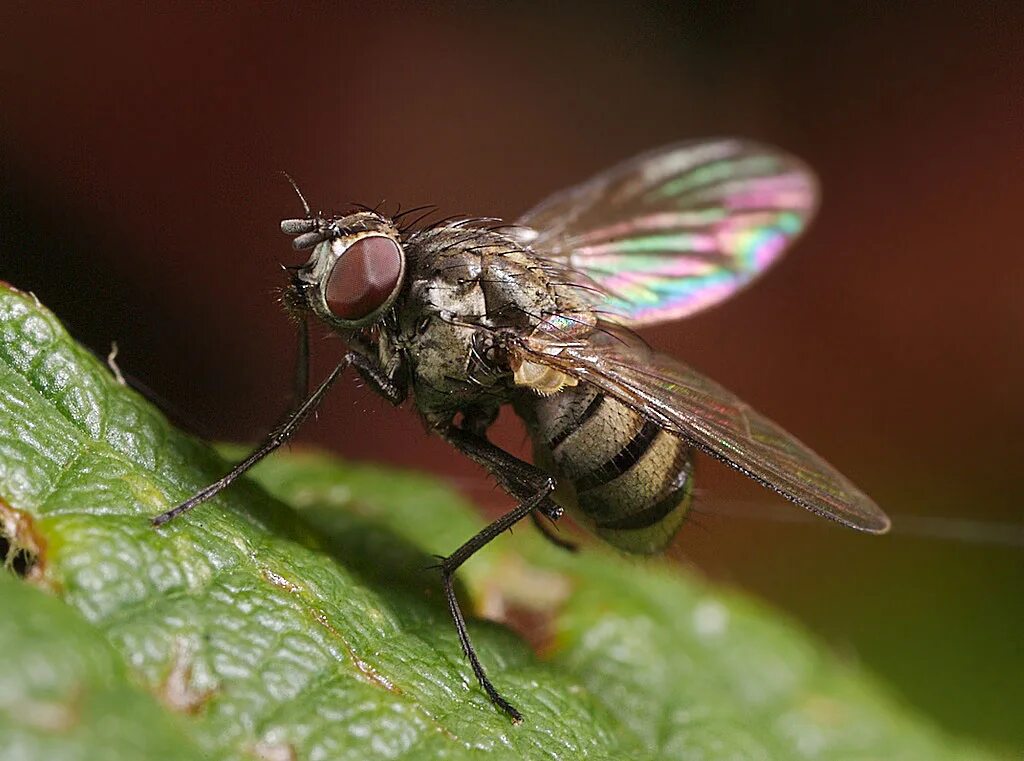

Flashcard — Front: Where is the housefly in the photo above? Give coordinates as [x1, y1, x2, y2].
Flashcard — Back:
[152, 139, 891, 722]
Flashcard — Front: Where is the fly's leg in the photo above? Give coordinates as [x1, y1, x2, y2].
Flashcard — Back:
[437, 474, 554, 723]
[459, 408, 577, 553]
[269, 317, 311, 430]
[153, 351, 364, 526]
[530, 511, 578, 553]
[290, 317, 310, 410]
[437, 424, 565, 721]
[443, 424, 562, 522]
[349, 351, 407, 405]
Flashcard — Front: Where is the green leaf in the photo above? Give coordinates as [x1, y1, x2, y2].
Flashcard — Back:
[0, 281, 992, 760]
[0, 573, 207, 761]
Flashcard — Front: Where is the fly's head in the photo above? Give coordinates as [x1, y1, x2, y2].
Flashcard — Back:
[281, 210, 406, 333]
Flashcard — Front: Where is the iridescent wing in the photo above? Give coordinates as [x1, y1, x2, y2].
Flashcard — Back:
[516, 139, 819, 326]
[512, 328, 890, 533]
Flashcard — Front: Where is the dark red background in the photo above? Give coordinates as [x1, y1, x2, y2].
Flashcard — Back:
[2, 3, 1021, 752]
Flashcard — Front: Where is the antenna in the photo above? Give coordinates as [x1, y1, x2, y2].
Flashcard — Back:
[281, 171, 312, 218]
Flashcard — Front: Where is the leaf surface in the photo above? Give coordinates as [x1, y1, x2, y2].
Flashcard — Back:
[0, 282, 991, 760]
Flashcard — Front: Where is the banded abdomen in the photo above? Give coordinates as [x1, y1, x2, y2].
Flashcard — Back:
[518, 384, 694, 554]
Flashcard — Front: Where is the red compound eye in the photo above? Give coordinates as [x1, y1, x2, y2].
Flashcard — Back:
[324, 236, 403, 321]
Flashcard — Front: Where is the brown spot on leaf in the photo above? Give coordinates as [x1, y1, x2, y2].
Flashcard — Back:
[309, 607, 402, 695]
[250, 739, 298, 761]
[0, 498, 48, 584]
[266, 569, 402, 692]
[11, 693, 81, 732]
[158, 639, 216, 715]
[353, 655, 399, 693]
[261, 566, 303, 594]
[477, 556, 573, 654]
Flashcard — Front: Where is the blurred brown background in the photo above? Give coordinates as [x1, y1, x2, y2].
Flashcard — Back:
[1, 2, 1021, 753]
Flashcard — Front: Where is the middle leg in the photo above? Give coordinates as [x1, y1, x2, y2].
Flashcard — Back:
[436, 423, 566, 720]
[436, 472, 555, 722]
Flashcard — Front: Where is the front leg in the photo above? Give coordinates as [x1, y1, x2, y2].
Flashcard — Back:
[152, 352, 361, 526]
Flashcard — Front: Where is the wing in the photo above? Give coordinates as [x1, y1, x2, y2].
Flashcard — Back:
[512, 329, 890, 533]
[516, 139, 819, 326]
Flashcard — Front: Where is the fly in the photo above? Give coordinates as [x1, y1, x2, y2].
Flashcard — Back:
[151, 139, 890, 722]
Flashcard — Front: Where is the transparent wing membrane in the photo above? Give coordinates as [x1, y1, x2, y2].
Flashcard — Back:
[518, 139, 818, 326]
[513, 329, 890, 533]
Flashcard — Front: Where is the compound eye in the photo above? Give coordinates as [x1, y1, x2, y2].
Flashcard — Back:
[324, 236, 404, 321]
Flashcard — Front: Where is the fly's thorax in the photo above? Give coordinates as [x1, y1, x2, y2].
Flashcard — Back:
[408, 316, 501, 416]
[401, 226, 596, 334]
[393, 246, 494, 415]
[522, 383, 695, 554]
[395, 226, 598, 419]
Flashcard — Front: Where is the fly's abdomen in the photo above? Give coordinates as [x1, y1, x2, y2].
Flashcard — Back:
[526, 385, 694, 554]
